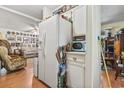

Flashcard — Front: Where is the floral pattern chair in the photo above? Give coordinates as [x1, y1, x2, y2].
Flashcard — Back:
[0, 32, 26, 72]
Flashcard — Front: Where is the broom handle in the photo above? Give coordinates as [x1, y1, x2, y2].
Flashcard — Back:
[98, 37, 112, 88]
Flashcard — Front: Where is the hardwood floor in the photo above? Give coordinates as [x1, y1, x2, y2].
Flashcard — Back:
[0, 61, 47, 88]
[101, 70, 124, 88]
[0, 60, 124, 88]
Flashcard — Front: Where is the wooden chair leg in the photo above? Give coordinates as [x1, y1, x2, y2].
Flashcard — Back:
[115, 67, 121, 80]
[115, 70, 118, 80]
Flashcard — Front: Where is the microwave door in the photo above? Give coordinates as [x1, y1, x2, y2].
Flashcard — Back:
[82, 44, 85, 52]
[72, 41, 85, 52]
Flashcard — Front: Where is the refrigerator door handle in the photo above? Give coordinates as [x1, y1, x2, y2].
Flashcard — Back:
[44, 32, 47, 56]
[39, 41, 42, 50]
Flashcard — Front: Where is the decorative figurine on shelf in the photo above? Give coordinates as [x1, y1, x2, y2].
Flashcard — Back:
[108, 31, 112, 37]
[66, 42, 72, 52]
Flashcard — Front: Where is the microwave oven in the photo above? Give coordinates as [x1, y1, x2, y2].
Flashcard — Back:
[71, 40, 86, 52]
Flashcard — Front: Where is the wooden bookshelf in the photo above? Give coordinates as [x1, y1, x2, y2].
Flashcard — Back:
[104, 37, 115, 68]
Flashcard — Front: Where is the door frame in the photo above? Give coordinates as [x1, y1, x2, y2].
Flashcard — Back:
[85, 5, 101, 88]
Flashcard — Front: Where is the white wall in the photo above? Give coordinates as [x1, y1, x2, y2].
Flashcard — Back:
[85, 5, 101, 88]
[102, 21, 124, 35]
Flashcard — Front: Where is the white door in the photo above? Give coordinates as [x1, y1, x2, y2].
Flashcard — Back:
[59, 15, 72, 46]
[44, 15, 58, 88]
[38, 22, 46, 81]
[72, 6, 86, 36]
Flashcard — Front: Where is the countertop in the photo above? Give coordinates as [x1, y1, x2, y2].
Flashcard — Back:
[65, 51, 86, 55]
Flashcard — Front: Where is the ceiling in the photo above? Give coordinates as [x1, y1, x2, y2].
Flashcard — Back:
[0, 5, 124, 31]
[0, 5, 59, 31]
[101, 5, 124, 25]
[4, 5, 59, 20]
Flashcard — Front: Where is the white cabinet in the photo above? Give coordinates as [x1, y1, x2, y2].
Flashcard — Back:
[66, 52, 85, 88]
[72, 6, 86, 36]
[33, 58, 38, 77]
[28, 58, 38, 77]
[59, 15, 72, 46]
[38, 50, 45, 81]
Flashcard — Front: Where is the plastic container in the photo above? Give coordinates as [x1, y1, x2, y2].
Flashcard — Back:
[0, 67, 7, 76]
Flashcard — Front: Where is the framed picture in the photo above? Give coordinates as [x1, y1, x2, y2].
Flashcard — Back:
[23, 37, 29, 43]
[31, 38, 34, 43]
[16, 36, 22, 42]
[28, 44, 31, 47]
[32, 38, 35, 43]
[28, 37, 32, 43]
[11, 43, 16, 47]
[32, 44, 36, 47]
[6, 35, 16, 41]
[30, 34, 32, 37]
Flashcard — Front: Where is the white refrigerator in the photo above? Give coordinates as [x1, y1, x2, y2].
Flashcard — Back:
[38, 15, 71, 88]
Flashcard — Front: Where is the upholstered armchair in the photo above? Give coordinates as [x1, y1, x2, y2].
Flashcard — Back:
[0, 32, 26, 72]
